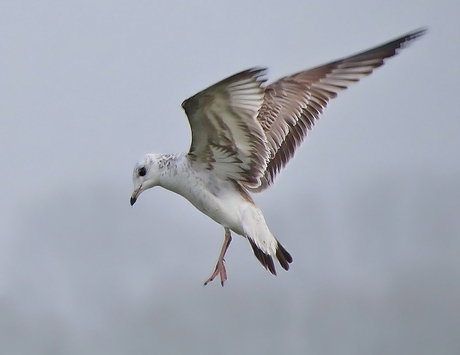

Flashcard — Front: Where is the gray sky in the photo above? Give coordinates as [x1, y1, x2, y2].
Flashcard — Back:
[1, 1, 459, 354]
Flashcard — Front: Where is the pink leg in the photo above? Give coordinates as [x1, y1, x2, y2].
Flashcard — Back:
[204, 228, 232, 286]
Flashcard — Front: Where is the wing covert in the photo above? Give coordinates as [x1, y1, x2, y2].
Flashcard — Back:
[182, 68, 269, 186]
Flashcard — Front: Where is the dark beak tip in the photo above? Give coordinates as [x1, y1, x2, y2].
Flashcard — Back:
[130, 196, 137, 206]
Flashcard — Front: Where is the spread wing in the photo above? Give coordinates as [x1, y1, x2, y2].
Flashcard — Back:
[182, 68, 269, 186]
[248, 28, 426, 192]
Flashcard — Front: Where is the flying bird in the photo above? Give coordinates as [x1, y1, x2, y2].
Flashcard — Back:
[130, 29, 426, 286]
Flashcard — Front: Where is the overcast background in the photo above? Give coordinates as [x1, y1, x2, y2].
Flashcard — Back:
[1, 1, 459, 354]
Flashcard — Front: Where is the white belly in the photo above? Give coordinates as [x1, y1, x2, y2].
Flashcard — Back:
[186, 177, 247, 235]
[159, 158, 277, 256]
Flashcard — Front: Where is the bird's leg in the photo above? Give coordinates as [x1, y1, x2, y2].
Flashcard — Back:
[204, 228, 232, 286]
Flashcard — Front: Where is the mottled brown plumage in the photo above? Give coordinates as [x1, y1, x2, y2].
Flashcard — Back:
[251, 28, 426, 192]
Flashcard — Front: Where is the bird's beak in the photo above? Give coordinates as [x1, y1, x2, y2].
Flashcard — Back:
[130, 185, 142, 206]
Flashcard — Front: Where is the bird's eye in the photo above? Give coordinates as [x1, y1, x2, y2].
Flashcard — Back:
[138, 167, 147, 177]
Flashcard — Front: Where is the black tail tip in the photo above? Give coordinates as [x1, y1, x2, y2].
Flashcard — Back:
[276, 242, 293, 271]
[249, 239, 293, 275]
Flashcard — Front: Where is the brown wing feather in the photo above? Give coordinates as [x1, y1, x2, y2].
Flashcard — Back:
[182, 68, 269, 186]
[248, 28, 426, 192]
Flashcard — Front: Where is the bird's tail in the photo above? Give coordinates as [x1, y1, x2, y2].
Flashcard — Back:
[241, 203, 293, 275]
[248, 238, 293, 275]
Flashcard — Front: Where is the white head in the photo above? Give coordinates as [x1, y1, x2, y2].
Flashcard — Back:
[130, 154, 162, 206]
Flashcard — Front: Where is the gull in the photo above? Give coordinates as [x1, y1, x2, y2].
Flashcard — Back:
[130, 29, 425, 286]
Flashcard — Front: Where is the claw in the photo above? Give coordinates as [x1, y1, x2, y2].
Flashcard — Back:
[204, 259, 227, 286]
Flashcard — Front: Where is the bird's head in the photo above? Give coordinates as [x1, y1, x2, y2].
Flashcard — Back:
[130, 154, 161, 206]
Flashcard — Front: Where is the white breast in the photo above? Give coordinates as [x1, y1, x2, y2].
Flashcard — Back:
[159, 155, 246, 234]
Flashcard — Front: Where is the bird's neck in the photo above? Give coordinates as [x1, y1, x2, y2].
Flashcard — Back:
[157, 152, 189, 193]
